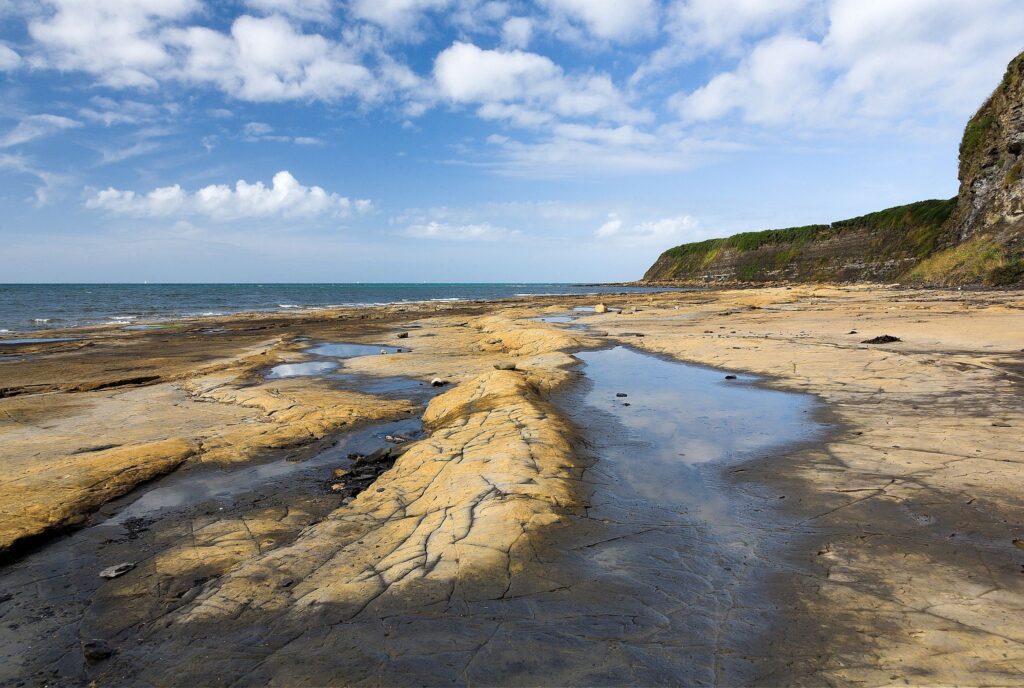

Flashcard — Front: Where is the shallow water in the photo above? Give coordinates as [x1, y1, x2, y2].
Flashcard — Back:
[102, 418, 422, 525]
[573, 346, 820, 522]
[308, 342, 403, 357]
[530, 314, 576, 323]
[267, 361, 340, 378]
[0, 336, 81, 345]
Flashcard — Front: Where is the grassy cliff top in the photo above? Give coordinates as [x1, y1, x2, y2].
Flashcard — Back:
[645, 198, 958, 282]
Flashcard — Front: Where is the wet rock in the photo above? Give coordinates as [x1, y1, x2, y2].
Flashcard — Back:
[385, 434, 408, 443]
[724, 375, 737, 380]
[616, 392, 628, 398]
[99, 562, 135, 579]
[82, 639, 114, 663]
[493, 362, 517, 371]
[379, 349, 388, 355]
[861, 335, 901, 344]
[430, 378, 447, 387]
[333, 467, 349, 478]
[330, 483, 347, 492]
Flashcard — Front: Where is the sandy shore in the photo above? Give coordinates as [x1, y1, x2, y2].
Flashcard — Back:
[1, 285, 1022, 686]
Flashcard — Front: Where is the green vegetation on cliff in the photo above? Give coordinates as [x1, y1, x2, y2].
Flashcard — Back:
[644, 199, 957, 283]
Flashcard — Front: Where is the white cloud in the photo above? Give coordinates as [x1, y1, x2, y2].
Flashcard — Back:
[244, 121, 274, 137]
[672, 0, 1024, 127]
[596, 213, 702, 246]
[26, 3, 416, 105]
[0, 43, 21, 70]
[501, 17, 533, 48]
[0, 114, 82, 148]
[85, 170, 371, 221]
[79, 97, 164, 126]
[541, 0, 658, 42]
[245, 0, 334, 22]
[675, 34, 827, 124]
[0, 152, 71, 205]
[29, 0, 198, 88]
[349, 0, 452, 32]
[403, 220, 517, 241]
[166, 15, 378, 103]
[434, 41, 649, 127]
[477, 126, 743, 176]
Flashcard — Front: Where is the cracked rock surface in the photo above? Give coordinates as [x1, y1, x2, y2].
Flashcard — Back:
[1, 285, 1022, 686]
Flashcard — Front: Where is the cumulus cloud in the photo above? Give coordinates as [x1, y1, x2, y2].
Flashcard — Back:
[0, 114, 82, 148]
[434, 41, 649, 127]
[541, 0, 658, 42]
[402, 221, 517, 241]
[672, 0, 1024, 127]
[0, 43, 21, 71]
[596, 213, 701, 246]
[166, 15, 378, 103]
[25, 2, 417, 105]
[85, 170, 371, 221]
[28, 0, 198, 88]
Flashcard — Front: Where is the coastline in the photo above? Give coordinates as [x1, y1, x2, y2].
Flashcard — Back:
[1, 284, 1022, 685]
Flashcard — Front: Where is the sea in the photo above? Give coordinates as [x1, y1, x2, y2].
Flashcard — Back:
[0, 283, 681, 333]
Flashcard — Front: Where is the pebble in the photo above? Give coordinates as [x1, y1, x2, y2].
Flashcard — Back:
[724, 375, 737, 380]
[431, 378, 447, 387]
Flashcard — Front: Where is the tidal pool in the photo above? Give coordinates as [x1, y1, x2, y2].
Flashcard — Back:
[266, 361, 339, 378]
[571, 346, 822, 523]
[101, 418, 422, 525]
[308, 342, 403, 357]
[0, 337, 81, 345]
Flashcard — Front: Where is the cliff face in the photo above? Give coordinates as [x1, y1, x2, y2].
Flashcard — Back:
[644, 50, 1024, 286]
[949, 51, 1024, 243]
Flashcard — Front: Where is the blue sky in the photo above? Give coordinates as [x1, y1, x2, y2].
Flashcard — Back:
[0, 0, 1021, 282]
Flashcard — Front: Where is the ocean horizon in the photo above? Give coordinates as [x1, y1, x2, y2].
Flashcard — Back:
[0, 283, 679, 333]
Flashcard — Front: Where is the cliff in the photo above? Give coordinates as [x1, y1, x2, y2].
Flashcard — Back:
[643, 50, 1024, 287]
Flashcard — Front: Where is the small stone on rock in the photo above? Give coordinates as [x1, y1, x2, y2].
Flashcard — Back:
[397, 332, 409, 339]
[82, 639, 114, 663]
[861, 335, 901, 344]
[99, 562, 135, 579]
[431, 378, 447, 387]
[493, 362, 517, 371]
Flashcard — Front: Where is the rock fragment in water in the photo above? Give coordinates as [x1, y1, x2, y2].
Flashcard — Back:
[861, 335, 901, 344]
[385, 434, 408, 443]
[724, 375, 737, 380]
[380, 349, 388, 355]
[616, 392, 628, 398]
[99, 562, 135, 579]
[431, 378, 447, 387]
[594, 303, 608, 313]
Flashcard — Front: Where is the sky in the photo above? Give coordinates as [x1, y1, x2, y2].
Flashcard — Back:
[0, 0, 1022, 283]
